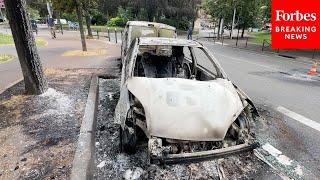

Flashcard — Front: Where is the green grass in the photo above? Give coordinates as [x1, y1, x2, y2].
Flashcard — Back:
[0, 33, 14, 45]
[0, 33, 47, 46]
[248, 32, 271, 44]
[35, 38, 47, 46]
[0, 54, 16, 63]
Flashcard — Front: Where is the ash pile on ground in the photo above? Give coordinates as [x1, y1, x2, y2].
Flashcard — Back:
[0, 68, 104, 179]
[94, 78, 278, 180]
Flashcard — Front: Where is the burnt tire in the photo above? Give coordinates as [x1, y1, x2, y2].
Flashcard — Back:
[120, 125, 137, 154]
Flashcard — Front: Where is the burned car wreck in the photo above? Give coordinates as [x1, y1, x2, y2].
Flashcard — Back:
[115, 37, 259, 164]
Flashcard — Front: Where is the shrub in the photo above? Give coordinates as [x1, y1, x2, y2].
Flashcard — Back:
[107, 17, 126, 27]
[159, 18, 190, 30]
[91, 11, 108, 25]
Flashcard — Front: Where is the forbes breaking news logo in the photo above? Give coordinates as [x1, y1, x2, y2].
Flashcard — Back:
[272, 0, 320, 49]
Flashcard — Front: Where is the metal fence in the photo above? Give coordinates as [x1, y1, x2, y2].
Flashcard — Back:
[197, 33, 320, 61]
[92, 28, 123, 44]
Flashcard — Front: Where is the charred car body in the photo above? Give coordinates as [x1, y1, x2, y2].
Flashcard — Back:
[115, 37, 259, 164]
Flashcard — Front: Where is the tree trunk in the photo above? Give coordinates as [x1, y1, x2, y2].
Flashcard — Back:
[146, 0, 155, 22]
[83, 0, 93, 38]
[5, 0, 48, 95]
[241, 24, 245, 38]
[75, 0, 87, 51]
[57, 12, 63, 35]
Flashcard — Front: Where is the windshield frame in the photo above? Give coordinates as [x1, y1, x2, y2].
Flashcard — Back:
[129, 43, 225, 80]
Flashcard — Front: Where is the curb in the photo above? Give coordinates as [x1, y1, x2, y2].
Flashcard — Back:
[0, 77, 23, 95]
[203, 40, 317, 65]
[70, 75, 99, 180]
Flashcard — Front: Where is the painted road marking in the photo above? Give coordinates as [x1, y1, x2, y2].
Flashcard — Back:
[254, 143, 317, 179]
[277, 106, 320, 132]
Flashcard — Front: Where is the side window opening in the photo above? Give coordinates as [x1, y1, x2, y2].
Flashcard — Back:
[183, 46, 192, 62]
[193, 47, 218, 77]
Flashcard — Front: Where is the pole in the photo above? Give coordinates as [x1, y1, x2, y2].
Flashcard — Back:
[46, 1, 52, 18]
[236, 27, 240, 46]
[231, 5, 236, 39]
[245, 37, 248, 48]
[219, 18, 224, 39]
[222, 36, 224, 46]
[58, 12, 63, 35]
[115, 28, 117, 43]
[108, 28, 110, 41]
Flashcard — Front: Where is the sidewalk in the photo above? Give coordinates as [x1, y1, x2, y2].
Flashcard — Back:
[196, 35, 320, 62]
[0, 29, 121, 93]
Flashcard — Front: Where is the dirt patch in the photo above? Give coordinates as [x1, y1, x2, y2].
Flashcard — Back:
[94, 78, 279, 180]
[62, 49, 107, 57]
[0, 68, 106, 179]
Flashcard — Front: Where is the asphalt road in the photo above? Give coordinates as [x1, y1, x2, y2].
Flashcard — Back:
[201, 41, 319, 122]
[200, 41, 320, 176]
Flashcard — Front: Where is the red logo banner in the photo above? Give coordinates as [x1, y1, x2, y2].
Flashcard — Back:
[272, 0, 320, 49]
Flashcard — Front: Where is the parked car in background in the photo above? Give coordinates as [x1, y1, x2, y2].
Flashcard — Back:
[30, 20, 38, 34]
[121, 21, 177, 64]
[68, 21, 79, 30]
[54, 19, 68, 25]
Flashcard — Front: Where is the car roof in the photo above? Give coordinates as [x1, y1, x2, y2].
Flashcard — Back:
[138, 37, 202, 47]
[126, 21, 176, 31]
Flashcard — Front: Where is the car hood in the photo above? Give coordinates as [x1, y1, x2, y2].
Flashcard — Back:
[127, 77, 245, 141]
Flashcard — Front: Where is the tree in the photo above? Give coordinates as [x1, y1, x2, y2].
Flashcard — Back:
[52, 0, 87, 51]
[237, 0, 260, 37]
[5, 0, 48, 95]
[75, 0, 87, 51]
[82, 0, 93, 38]
[204, 0, 233, 38]
[204, 0, 265, 38]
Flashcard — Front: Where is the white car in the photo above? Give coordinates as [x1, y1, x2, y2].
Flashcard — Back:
[54, 19, 68, 25]
[121, 21, 177, 65]
[115, 37, 259, 164]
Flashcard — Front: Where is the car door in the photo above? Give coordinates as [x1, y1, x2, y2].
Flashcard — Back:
[115, 40, 139, 125]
